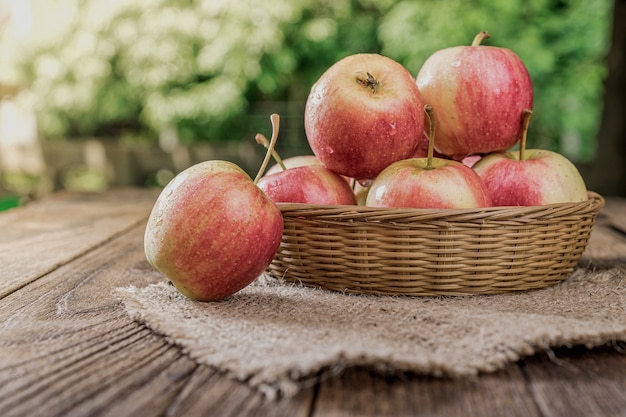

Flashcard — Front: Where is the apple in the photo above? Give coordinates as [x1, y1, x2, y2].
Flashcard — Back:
[366, 105, 491, 209]
[472, 110, 588, 206]
[258, 165, 357, 205]
[255, 125, 356, 205]
[144, 115, 285, 301]
[415, 31, 533, 160]
[265, 154, 357, 190]
[304, 53, 425, 182]
[255, 124, 357, 205]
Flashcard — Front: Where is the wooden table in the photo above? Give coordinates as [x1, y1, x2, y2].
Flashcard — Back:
[1, 188, 625, 417]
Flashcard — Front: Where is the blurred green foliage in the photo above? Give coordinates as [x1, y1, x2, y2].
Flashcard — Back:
[1, 0, 612, 161]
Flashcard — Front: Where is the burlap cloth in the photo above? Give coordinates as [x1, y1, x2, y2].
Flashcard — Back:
[115, 266, 626, 398]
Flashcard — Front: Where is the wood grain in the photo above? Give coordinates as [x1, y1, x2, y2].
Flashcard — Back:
[0, 194, 315, 417]
[0, 189, 159, 298]
[1, 189, 626, 417]
[522, 347, 626, 417]
[312, 366, 542, 417]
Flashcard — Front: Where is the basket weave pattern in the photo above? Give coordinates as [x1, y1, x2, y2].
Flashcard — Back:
[267, 192, 605, 296]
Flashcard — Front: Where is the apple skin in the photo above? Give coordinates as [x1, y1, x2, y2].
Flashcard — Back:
[257, 165, 357, 205]
[305, 53, 425, 182]
[365, 158, 492, 209]
[265, 155, 322, 176]
[415, 33, 533, 160]
[144, 160, 284, 301]
[471, 149, 588, 206]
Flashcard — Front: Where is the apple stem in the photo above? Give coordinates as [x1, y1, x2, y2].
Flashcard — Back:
[471, 31, 491, 46]
[356, 72, 380, 94]
[253, 113, 280, 185]
[424, 104, 436, 170]
[255, 133, 287, 171]
[518, 109, 533, 161]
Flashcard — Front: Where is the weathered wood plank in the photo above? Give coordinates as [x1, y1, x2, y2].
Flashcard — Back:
[521, 346, 626, 417]
[0, 219, 315, 417]
[161, 370, 315, 417]
[0, 188, 159, 298]
[312, 366, 541, 417]
[0, 222, 180, 417]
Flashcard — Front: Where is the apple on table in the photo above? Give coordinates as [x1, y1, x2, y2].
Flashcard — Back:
[143, 115, 286, 302]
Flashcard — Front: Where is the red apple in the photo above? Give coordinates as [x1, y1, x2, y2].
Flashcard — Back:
[366, 105, 491, 209]
[255, 120, 356, 205]
[258, 165, 357, 205]
[304, 53, 425, 182]
[265, 153, 355, 188]
[144, 160, 284, 301]
[366, 158, 491, 209]
[472, 110, 588, 206]
[415, 31, 533, 160]
[144, 115, 286, 302]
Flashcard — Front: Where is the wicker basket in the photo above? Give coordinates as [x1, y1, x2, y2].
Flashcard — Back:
[266, 192, 605, 296]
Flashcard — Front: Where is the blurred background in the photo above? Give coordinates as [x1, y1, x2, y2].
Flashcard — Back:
[0, 0, 624, 210]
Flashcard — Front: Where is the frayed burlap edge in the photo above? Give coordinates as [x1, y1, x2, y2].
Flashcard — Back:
[115, 267, 626, 399]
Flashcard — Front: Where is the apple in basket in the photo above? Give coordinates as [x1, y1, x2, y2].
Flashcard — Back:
[472, 110, 588, 205]
[415, 31, 533, 160]
[254, 119, 357, 205]
[264, 151, 356, 188]
[366, 105, 491, 209]
[258, 165, 357, 205]
[143, 116, 285, 302]
[305, 53, 425, 183]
